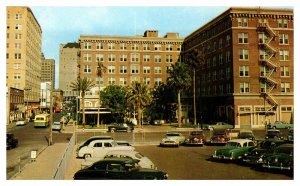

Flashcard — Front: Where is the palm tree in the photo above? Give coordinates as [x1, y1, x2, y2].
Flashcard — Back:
[185, 49, 204, 126]
[70, 77, 95, 128]
[127, 82, 151, 128]
[167, 62, 192, 127]
[96, 62, 106, 127]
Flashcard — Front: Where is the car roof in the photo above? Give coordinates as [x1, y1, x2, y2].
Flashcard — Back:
[88, 135, 113, 139]
[228, 139, 253, 143]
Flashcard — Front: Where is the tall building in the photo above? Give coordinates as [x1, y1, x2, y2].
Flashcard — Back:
[6, 7, 42, 116]
[183, 7, 294, 128]
[77, 30, 183, 123]
[41, 53, 55, 89]
[59, 42, 80, 100]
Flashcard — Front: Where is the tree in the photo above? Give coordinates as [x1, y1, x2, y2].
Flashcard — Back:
[96, 62, 107, 127]
[167, 62, 192, 127]
[101, 85, 128, 123]
[70, 77, 95, 128]
[126, 82, 151, 128]
[185, 49, 204, 126]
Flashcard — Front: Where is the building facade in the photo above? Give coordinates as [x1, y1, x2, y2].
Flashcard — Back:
[41, 54, 55, 89]
[6, 7, 42, 108]
[7, 87, 25, 123]
[183, 7, 294, 128]
[59, 42, 80, 100]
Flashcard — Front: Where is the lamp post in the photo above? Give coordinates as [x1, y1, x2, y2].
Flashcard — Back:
[24, 87, 32, 120]
[49, 85, 53, 146]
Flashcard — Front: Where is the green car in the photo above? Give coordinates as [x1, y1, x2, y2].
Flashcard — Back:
[212, 139, 255, 160]
[267, 121, 293, 129]
[204, 122, 234, 130]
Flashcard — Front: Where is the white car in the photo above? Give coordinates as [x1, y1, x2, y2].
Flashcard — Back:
[16, 119, 27, 126]
[160, 132, 186, 147]
[77, 139, 135, 159]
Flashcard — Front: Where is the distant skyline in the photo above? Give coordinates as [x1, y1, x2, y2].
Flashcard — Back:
[31, 6, 230, 88]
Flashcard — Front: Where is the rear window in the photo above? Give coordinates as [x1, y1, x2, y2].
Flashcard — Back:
[35, 117, 44, 121]
[167, 133, 180, 137]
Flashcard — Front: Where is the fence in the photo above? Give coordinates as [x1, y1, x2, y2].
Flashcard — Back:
[52, 134, 75, 179]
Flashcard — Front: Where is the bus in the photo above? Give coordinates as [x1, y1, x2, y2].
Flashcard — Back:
[34, 114, 50, 127]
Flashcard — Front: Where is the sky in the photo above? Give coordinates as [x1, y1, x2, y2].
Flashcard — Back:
[30, 6, 230, 88]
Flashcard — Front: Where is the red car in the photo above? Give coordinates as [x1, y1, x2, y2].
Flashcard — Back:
[210, 130, 230, 145]
[184, 130, 205, 146]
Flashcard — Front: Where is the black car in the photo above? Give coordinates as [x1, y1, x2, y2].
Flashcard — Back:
[238, 130, 255, 141]
[265, 129, 284, 140]
[74, 158, 168, 180]
[107, 123, 133, 133]
[242, 140, 286, 166]
[7, 133, 18, 150]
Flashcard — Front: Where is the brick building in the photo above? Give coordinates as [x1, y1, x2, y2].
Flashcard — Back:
[183, 7, 293, 128]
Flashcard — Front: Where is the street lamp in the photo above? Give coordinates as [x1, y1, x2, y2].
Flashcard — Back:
[24, 87, 32, 120]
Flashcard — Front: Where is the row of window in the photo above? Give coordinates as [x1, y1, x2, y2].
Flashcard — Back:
[7, 13, 22, 20]
[87, 77, 163, 86]
[237, 18, 289, 28]
[83, 42, 181, 51]
[238, 49, 290, 61]
[239, 65, 290, 77]
[7, 24, 22, 30]
[238, 33, 290, 45]
[83, 53, 178, 63]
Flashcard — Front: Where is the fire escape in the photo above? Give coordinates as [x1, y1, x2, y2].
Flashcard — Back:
[257, 22, 278, 112]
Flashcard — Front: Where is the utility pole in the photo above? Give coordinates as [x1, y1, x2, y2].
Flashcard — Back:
[49, 85, 53, 146]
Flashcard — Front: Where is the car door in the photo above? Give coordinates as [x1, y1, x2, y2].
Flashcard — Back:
[92, 142, 104, 158]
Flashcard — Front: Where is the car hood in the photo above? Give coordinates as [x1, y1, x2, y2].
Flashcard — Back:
[139, 157, 155, 169]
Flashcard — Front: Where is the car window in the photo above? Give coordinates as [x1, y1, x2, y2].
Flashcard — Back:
[104, 143, 112, 147]
[135, 153, 144, 159]
[94, 142, 102, 147]
[93, 162, 107, 170]
[248, 142, 255, 146]
[167, 133, 180, 137]
[107, 163, 124, 171]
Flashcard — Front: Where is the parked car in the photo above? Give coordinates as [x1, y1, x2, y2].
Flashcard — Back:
[265, 129, 284, 140]
[116, 141, 132, 146]
[242, 140, 287, 166]
[210, 129, 230, 145]
[77, 139, 134, 159]
[52, 121, 62, 131]
[287, 129, 293, 142]
[184, 130, 205, 146]
[104, 150, 155, 169]
[212, 139, 255, 161]
[160, 132, 186, 147]
[7, 133, 18, 150]
[16, 118, 27, 126]
[60, 116, 69, 124]
[238, 130, 255, 141]
[107, 123, 133, 133]
[262, 144, 293, 173]
[267, 121, 293, 129]
[77, 136, 114, 152]
[204, 122, 233, 130]
[74, 158, 168, 180]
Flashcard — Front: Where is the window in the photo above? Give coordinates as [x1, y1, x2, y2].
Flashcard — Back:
[15, 43, 21, 50]
[281, 83, 290, 93]
[108, 66, 115, 74]
[96, 54, 104, 62]
[131, 76, 139, 83]
[84, 42, 91, 50]
[15, 53, 21, 59]
[212, 56, 217, 67]
[280, 66, 290, 77]
[143, 55, 150, 62]
[260, 66, 268, 76]
[226, 83, 231, 93]
[131, 53, 139, 62]
[108, 54, 116, 62]
[238, 18, 248, 27]
[226, 67, 231, 79]
[154, 55, 161, 63]
[279, 34, 289, 44]
[212, 71, 217, 81]
[120, 43, 127, 50]
[258, 33, 268, 44]
[279, 50, 289, 61]
[83, 54, 92, 62]
[238, 33, 248, 44]
[131, 44, 139, 51]
[84, 65, 91, 73]
[219, 38, 223, 48]
[143, 66, 150, 74]
[154, 78, 162, 86]
[177, 45, 181, 51]
[96, 77, 103, 85]
[213, 42, 217, 51]
[259, 50, 269, 60]
[166, 44, 173, 51]
[143, 77, 150, 85]
[15, 24, 22, 30]
[13, 63, 21, 69]
[120, 54, 127, 62]
[219, 85, 224, 95]
[260, 82, 267, 93]
[207, 72, 211, 81]
[96, 43, 104, 50]
[219, 69, 224, 80]
[239, 49, 249, 60]
[120, 66, 127, 74]
[166, 55, 173, 62]
[278, 19, 288, 28]
[154, 44, 161, 51]
[239, 66, 249, 77]
[119, 78, 127, 85]
[219, 53, 223, 64]
[226, 35, 231, 46]
[131, 65, 139, 74]
[108, 43, 115, 50]
[6, 53, 9, 59]
[14, 74, 21, 80]
[207, 58, 211, 68]
[240, 82, 250, 93]
[108, 78, 116, 85]
[15, 33, 22, 39]
[226, 51, 231, 63]
[15, 14, 22, 20]
[154, 67, 162, 74]
[143, 44, 150, 51]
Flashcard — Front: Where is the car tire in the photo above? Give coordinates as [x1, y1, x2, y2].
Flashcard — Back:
[110, 128, 115, 133]
[84, 154, 91, 159]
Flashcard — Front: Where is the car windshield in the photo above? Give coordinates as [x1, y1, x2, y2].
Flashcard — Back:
[135, 152, 144, 159]
[191, 131, 203, 136]
[53, 122, 60, 125]
[226, 142, 242, 147]
[166, 133, 180, 137]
